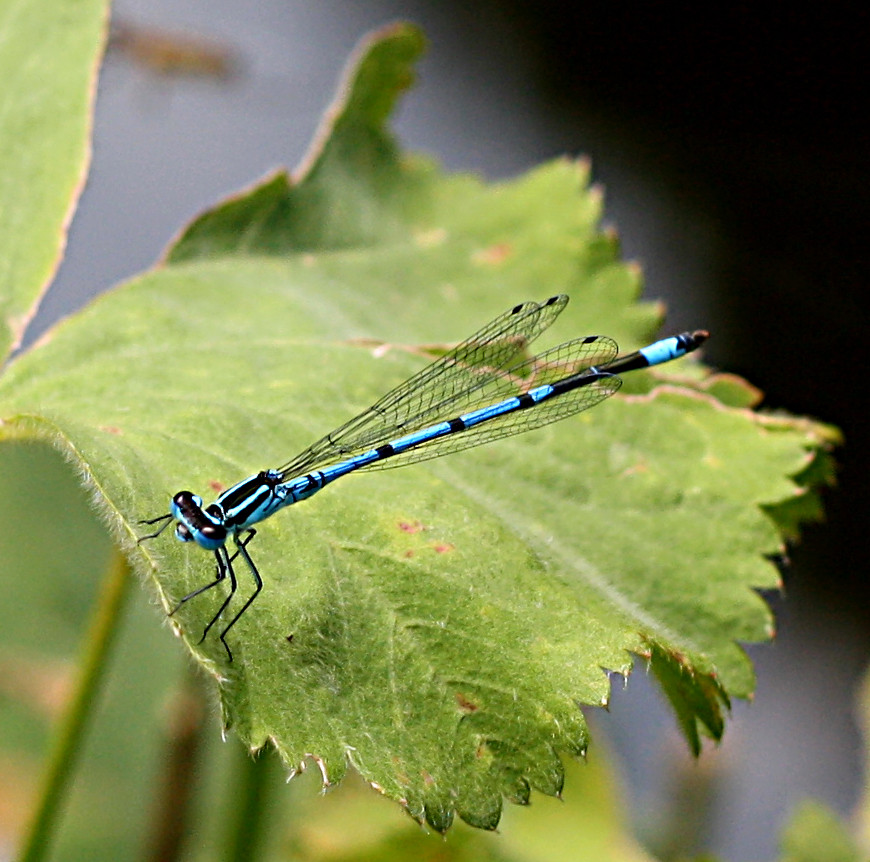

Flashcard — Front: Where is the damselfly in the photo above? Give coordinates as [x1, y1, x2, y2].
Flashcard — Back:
[140, 295, 708, 661]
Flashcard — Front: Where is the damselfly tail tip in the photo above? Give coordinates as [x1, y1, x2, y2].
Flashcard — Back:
[689, 329, 710, 350]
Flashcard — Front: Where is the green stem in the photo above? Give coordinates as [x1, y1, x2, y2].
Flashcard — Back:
[17, 548, 132, 862]
[223, 746, 278, 862]
[143, 664, 208, 862]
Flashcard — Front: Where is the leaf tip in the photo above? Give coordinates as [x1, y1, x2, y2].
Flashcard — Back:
[295, 20, 427, 182]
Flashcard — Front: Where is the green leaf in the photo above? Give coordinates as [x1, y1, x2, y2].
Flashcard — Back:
[167, 22, 433, 261]
[0, 0, 108, 360]
[0, 22, 837, 830]
[647, 643, 728, 758]
[779, 800, 862, 862]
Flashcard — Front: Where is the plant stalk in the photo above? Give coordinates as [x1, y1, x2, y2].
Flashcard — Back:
[17, 548, 132, 862]
[143, 664, 208, 862]
[223, 745, 278, 862]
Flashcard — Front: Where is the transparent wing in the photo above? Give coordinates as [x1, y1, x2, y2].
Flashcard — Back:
[278, 295, 572, 478]
[358, 338, 621, 470]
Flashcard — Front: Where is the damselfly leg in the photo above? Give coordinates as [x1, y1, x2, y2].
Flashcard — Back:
[139, 516, 259, 662]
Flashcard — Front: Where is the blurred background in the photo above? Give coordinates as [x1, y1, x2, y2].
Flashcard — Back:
[8, 1, 868, 860]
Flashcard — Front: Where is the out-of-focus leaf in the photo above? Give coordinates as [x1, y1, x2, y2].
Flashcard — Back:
[0, 0, 108, 359]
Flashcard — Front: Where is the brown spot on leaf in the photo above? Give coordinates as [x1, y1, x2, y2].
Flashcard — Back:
[455, 692, 479, 713]
[472, 242, 513, 266]
[413, 227, 447, 248]
[620, 461, 649, 477]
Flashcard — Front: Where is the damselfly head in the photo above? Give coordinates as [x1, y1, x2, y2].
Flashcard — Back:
[174, 520, 226, 543]
[175, 522, 193, 542]
[170, 490, 228, 548]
